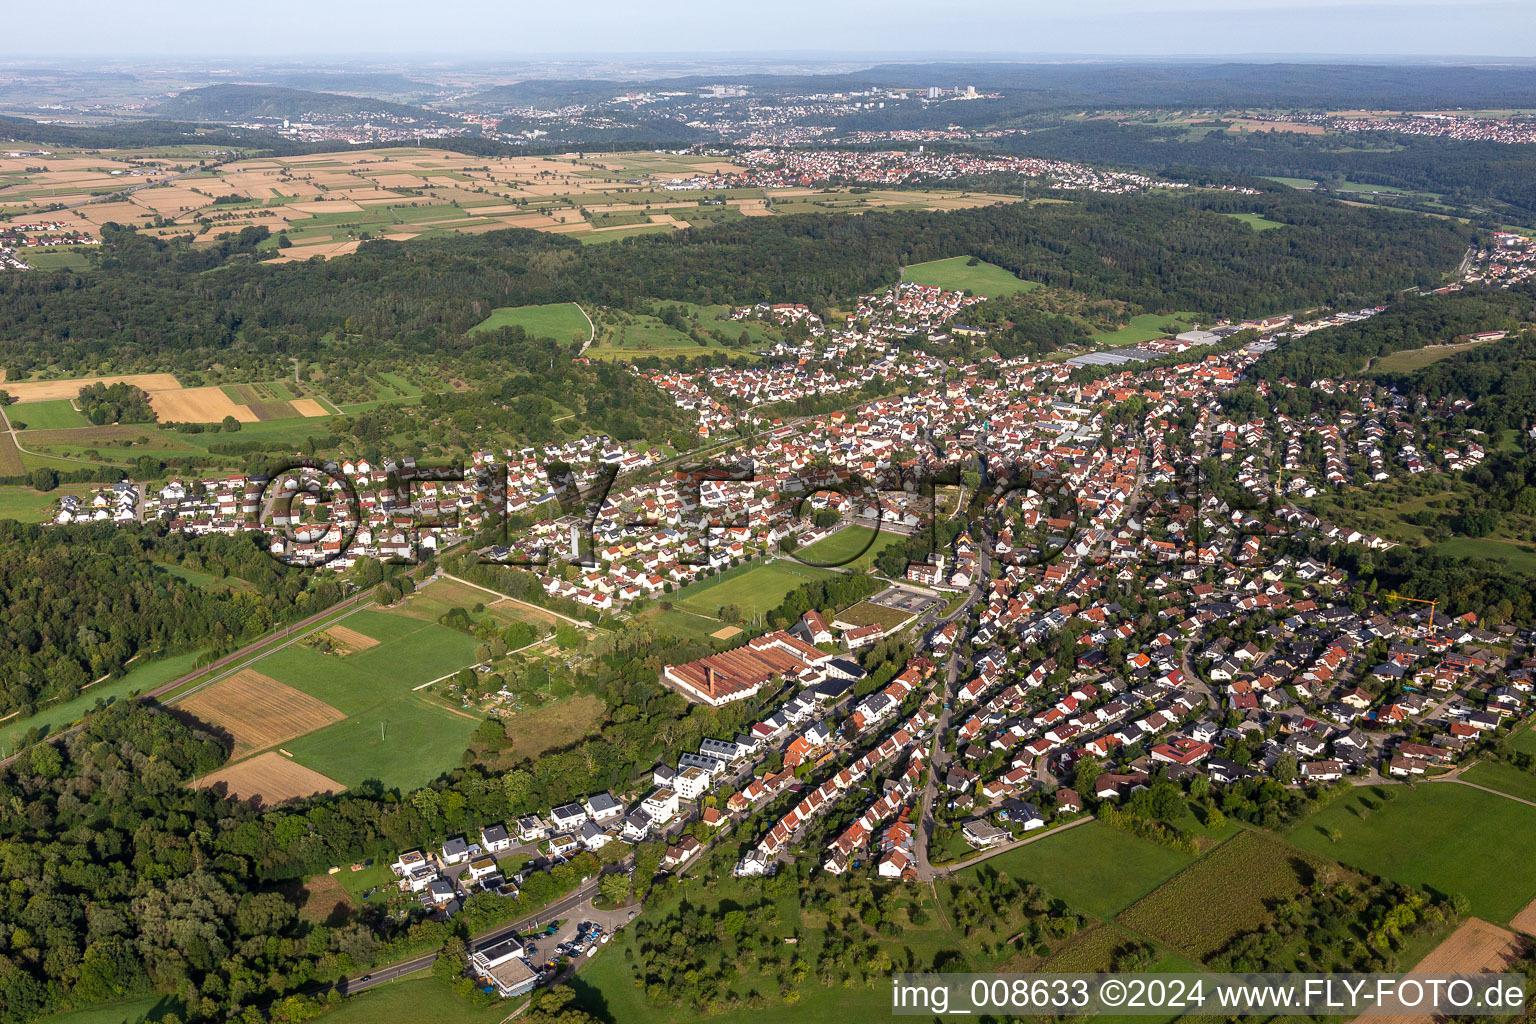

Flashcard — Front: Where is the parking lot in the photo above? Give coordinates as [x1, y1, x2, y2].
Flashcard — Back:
[518, 896, 636, 982]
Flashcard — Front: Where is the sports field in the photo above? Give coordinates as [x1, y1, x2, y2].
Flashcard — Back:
[904, 256, 1039, 297]
[670, 559, 837, 620]
[469, 302, 591, 343]
[793, 524, 903, 571]
[1285, 782, 1536, 923]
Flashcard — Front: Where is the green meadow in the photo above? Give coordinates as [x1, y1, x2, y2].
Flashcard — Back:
[469, 302, 591, 342]
[1284, 782, 1536, 923]
[904, 255, 1039, 297]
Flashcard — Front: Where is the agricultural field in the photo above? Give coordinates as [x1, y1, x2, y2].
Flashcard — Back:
[1284, 783, 1536, 923]
[468, 301, 591, 344]
[0, 372, 181, 403]
[903, 255, 1040, 297]
[0, 432, 23, 476]
[793, 524, 903, 571]
[191, 751, 346, 807]
[669, 559, 837, 621]
[164, 606, 487, 792]
[175, 669, 347, 757]
[1117, 830, 1325, 960]
[975, 820, 1197, 921]
[2, 147, 1029, 258]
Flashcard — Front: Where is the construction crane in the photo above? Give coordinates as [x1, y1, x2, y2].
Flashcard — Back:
[1385, 591, 1438, 628]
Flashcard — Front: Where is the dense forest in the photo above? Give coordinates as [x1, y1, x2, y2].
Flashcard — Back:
[0, 189, 1470, 381]
[998, 122, 1536, 222]
[0, 522, 337, 714]
[1252, 286, 1536, 384]
[0, 698, 604, 1024]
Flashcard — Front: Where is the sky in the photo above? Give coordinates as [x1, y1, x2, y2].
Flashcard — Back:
[4, 0, 1535, 59]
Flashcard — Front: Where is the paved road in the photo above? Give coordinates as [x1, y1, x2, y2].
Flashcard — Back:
[931, 814, 1096, 877]
[333, 875, 607, 997]
[913, 541, 990, 882]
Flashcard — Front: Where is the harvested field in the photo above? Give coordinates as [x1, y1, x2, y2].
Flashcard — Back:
[710, 626, 744, 640]
[146, 385, 258, 423]
[1512, 896, 1536, 936]
[326, 625, 380, 651]
[3, 373, 181, 403]
[177, 669, 346, 756]
[1356, 918, 1524, 1024]
[290, 398, 331, 418]
[191, 751, 346, 805]
[298, 873, 354, 924]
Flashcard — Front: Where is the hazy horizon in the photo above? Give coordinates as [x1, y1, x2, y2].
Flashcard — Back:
[4, 0, 1533, 60]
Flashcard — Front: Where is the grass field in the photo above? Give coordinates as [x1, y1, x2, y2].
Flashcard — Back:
[0, 482, 98, 523]
[669, 559, 837, 621]
[793, 525, 903, 571]
[1509, 720, 1536, 756]
[1370, 340, 1486, 373]
[903, 256, 1040, 297]
[172, 607, 487, 791]
[469, 302, 591, 343]
[1460, 761, 1536, 804]
[501, 691, 605, 761]
[971, 821, 1196, 920]
[1222, 212, 1285, 231]
[320, 975, 512, 1024]
[574, 869, 973, 1024]
[277, 693, 481, 792]
[37, 996, 175, 1024]
[1262, 176, 1319, 189]
[0, 649, 206, 754]
[12, 399, 89, 430]
[1284, 783, 1536, 923]
[1432, 536, 1536, 574]
[1092, 312, 1200, 348]
[832, 601, 915, 631]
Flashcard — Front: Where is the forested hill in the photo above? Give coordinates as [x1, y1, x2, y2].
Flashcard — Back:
[1252, 287, 1536, 384]
[152, 84, 450, 122]
[996, 123, 1536, 222]
[0, 188, 1472, 376]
